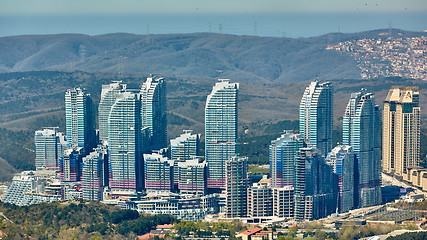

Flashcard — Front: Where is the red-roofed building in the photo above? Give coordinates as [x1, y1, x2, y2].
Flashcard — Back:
[236, 227, 262, 240]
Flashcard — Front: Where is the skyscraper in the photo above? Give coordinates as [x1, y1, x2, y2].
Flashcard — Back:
[205, 79, 239, 189]
[34, 128, 67, 169]
[98, 81, 127, 144]
[171, 130, 200, 186]
[294, 148, 335, 221]
[82, 146, 108, 201]
[60, 147, 83, 182]
[299, 81, 333, 157]
[269, 131, 305, 188]
[65, 88, 96, 154]
[144, 153, 174, 192]
[225, 156, 248, 218]
[326, 145, 354, 213]
[171, 130, 200, 162]
[108, 92, 144, 192]
[140, 76, 167, 150]
[383, 87, 420, 176]
[343, 89, 381, 207]
[177, 158, 207, 195]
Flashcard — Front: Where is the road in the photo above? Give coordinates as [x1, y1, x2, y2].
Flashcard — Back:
[0, 212, 13, 223]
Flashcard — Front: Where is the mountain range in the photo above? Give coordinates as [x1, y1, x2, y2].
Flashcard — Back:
[1, 28, 426, 83]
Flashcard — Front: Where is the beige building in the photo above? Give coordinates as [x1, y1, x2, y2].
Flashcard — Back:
[383, 87, 420, 176]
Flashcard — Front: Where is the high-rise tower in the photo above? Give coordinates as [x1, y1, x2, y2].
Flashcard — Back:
[205, 80, 239, 189]
[98, 82, 127, 144]
[343, 89, 382, 207]
[108, 92, 143, 192]
[225, 156, 248, 218]
[299, 81, 333, 157]
[294, 148, 335, 221]
[140, 76, 167, 150]
[170, 130, 200, 186]
[383, 87, 420, 176]
[35, 128, 67, 169]
[269, 131, 305, 188]
[326, 145, 355, 213]
[65, 88, 96, 154]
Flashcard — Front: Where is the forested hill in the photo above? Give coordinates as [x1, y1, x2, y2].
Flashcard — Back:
[1, 29, 424, 83]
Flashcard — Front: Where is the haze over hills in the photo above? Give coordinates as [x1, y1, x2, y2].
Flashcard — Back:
[1, 28, 425, 83]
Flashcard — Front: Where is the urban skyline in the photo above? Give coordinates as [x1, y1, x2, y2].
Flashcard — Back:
[2, 75, 423, 228]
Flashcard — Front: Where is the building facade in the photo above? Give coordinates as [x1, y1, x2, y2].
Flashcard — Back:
[82, 146, 108, 201]
[205, 80, 239, 189]
[269, 131, 305, 188]
[299, 81, 333, 157]
[272, 186, 294, 218]
[140, 76, 167, 150]
[65, 87, 96, 154]
[170, 130, 200, 186]
[294, 148, 335, 221]
[108, 92, 144, 192]
[326, 145, 355, 213]
[60, 147, 83, 182]
[98, 81, 127, 144]
[144, 153, 174, 192]
[225, 156, 248, 218]
[247, 181, 273, 218]
[343, 89, 382, 207]
[383, 87, 420, 176]
[177, 158, 207, 195]
[35, 128, 67, 169]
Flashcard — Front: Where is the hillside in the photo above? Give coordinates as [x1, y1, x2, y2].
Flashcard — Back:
[2, 29, 425, 83]
[0, 32, 367, 82]
[0, 201, 175, 239]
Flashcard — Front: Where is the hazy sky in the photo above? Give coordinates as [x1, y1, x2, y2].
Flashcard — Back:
[2, 0, 427, 15]
[0, 0, 426, 37]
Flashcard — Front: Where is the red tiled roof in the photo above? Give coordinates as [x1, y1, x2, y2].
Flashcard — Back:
[239, 227, 262, 236]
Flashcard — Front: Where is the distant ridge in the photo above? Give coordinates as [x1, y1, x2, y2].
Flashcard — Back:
[0, 29, 425, 82]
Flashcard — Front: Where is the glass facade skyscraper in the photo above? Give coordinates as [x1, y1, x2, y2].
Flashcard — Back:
[34, 128, 66, 169]
[269, 131, 305, 188]
[343, 89, 381, 207]
[294, 148, 335, 221]
[299, 81, 333, 157]
[108, 92, 144, 192]
[65, 87, 96, 154]
[326, 145, 355, 213]
[140, 76, 167, 150]
[98, 82, 127, 144]
[82, 146, 108, 201]
[171, 130, 200, 185]
[205, 80, 239, 189]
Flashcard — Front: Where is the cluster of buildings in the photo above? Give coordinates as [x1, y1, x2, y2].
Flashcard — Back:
[1, 75, 421, 224]
[327, 36, 427, 80]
